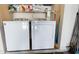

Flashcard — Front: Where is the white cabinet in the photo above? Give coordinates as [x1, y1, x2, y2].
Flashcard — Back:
[3, 21, 29, 51]
[31, 21, 56, 50]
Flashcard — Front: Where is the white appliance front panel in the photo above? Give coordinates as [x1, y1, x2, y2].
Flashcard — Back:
[3, 21, 29, 51]
[32, 21, 56, 50]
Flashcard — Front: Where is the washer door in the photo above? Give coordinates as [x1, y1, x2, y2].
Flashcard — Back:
[3, 21, 29, 51]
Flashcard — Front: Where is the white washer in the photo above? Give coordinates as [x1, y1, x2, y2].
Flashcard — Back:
[3, 21, 29, 51]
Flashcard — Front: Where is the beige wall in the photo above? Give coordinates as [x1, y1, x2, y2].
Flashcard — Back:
[0, 4, 11, 21]
[53, 4, 64, 24]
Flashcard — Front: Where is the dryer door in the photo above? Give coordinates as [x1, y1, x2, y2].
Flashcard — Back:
[31, 21, 56, 50]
